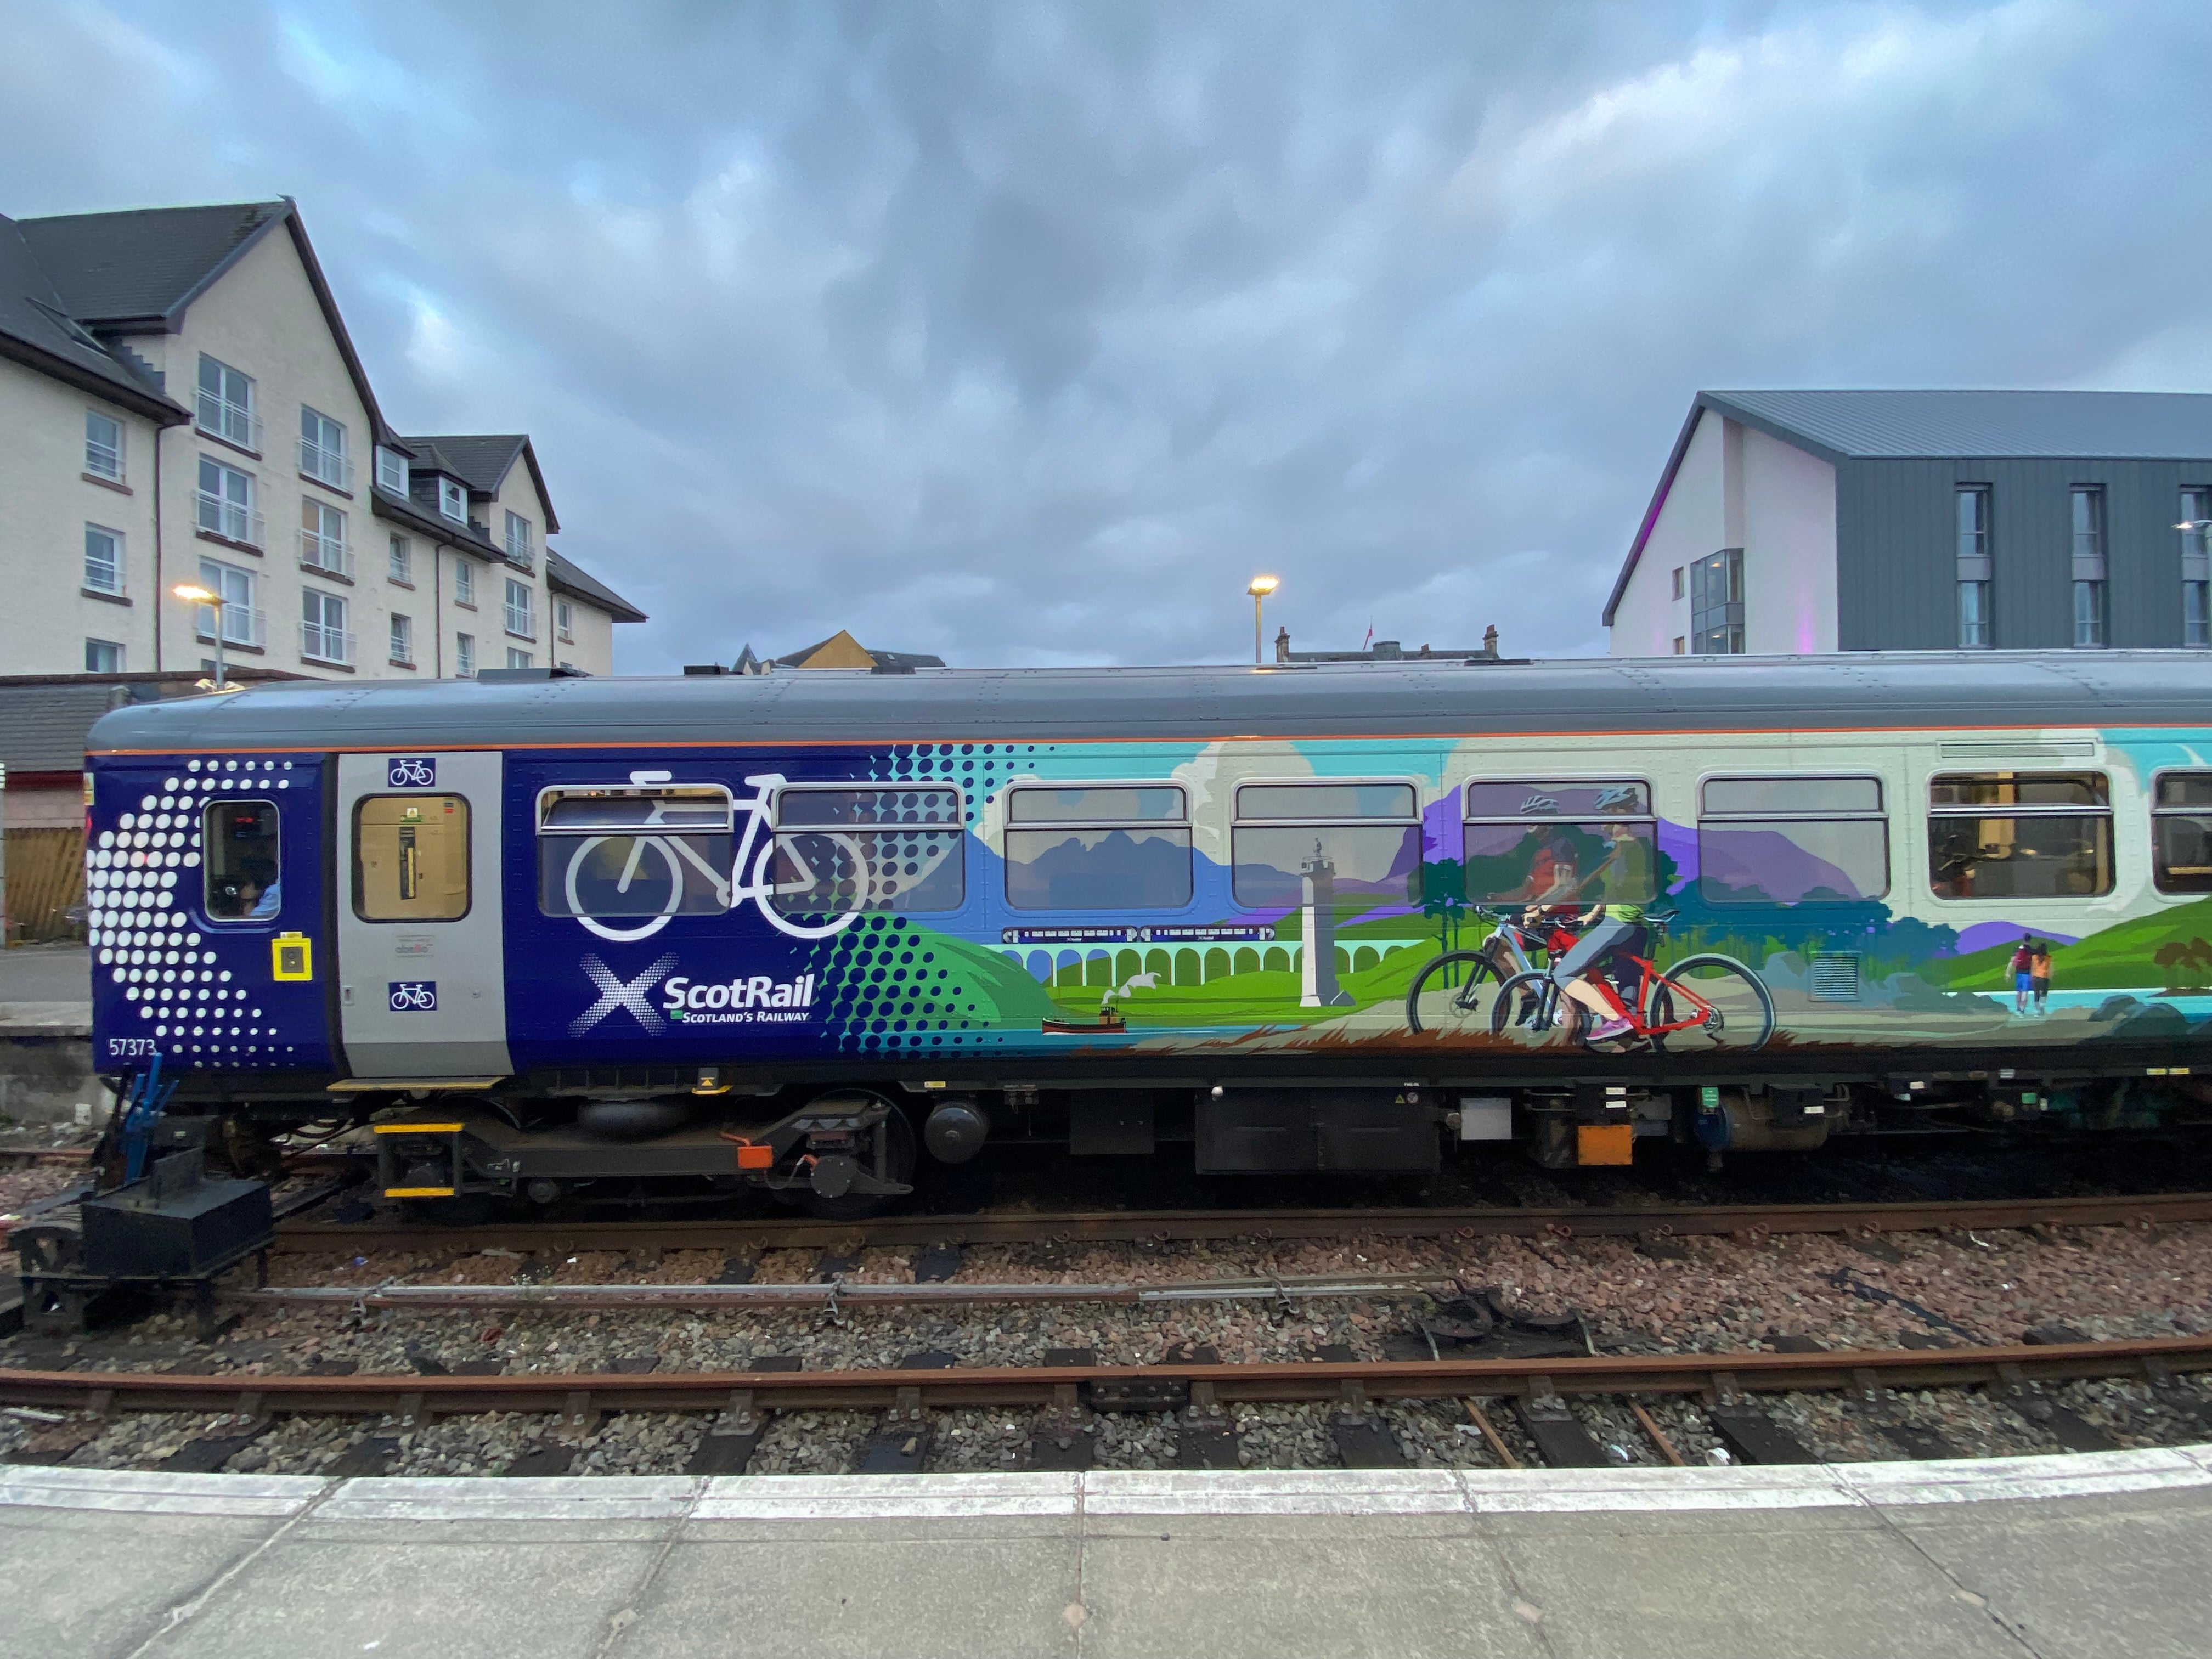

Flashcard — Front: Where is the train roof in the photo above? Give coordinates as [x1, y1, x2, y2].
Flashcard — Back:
[87, 651, 2212, 755]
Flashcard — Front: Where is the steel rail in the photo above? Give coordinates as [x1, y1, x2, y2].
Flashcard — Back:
[270, 1190, 2212, 1256]
[225, 1271, 1455, 1313]
[2, 1335, 2205, 1420]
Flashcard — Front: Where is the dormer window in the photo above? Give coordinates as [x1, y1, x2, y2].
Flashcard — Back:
[438, 476, 467, 522]
[375, 447, 409, 494]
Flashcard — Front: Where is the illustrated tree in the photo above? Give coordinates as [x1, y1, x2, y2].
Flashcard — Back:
[1420, 859, 1468, 972]
[2154, 937, 2212, 991]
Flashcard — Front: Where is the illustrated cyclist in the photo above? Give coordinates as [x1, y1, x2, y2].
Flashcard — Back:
[1548, 798, 1652, 1042]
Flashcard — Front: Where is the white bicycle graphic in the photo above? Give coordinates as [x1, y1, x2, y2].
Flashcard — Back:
[561, 774, 867, 945]
[388, 758, 437, 787]
[388, 983, 437, 1011]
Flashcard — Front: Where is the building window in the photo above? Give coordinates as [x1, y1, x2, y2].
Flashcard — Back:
[1697, 776, 1888, 904]
[506, 647, 534, 669]
[1956, 486, 1992, 647]
[302, 589, 352, 664]
[299, 499, 351, 579]
[453, 558, 475, 606]
[455, 633, 475, 677]
[390, 613, 413, 667]
[437, 476, 467, 522]
[2181, 489, 2210, 648]
[504, 577, 534, 639]
[1929, 772, 2112, 900]
[1232, 782, 1423, 911]
[503, 510, 534, 569]
[195, 354, 257, 449]
[196, 456, 261, 546]
[1671, 636, 1685, 655]
[84, 411, 124, 481]
[1689, 548, 1744, 654]
[84, 638, 124, 673]
[388, 535, 412, 585]
[298, 407, 350, 489]
[196, 557, 260, 646]
[2070, 487, 2107, 647]
[1671, 566, 1684, 600]
[374, 445, 409, 494]
[772, 787, 965, 915]
[83, 524, 123, 595]
[556, 600, 574, 641]
[1462, 780, 1656, 904]
[1005, 786, 1191, 910]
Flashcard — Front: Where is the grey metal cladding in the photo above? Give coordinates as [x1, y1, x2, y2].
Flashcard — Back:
[1838, 457, 2211, 652]
[84, 653, 2211, 754]
[1707, 390, 2212, 461]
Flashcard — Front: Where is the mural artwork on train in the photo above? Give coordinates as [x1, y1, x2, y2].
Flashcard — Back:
[522, 730, 2212, 1063]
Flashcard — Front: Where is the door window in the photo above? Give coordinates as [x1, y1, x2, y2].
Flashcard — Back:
[354, 794, 471, 921]
[204, 801, 281, 921]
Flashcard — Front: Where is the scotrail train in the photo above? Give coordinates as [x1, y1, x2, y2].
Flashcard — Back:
[82, 652, 2212, 1215]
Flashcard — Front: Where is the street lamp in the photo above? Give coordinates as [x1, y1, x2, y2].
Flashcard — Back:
[1246, 575, 1279, 665]
[172, 583, 228, 691]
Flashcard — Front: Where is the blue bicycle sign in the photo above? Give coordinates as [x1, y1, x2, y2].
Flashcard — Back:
[387, 981, 437, 1012]
[387, 757, 438, 788]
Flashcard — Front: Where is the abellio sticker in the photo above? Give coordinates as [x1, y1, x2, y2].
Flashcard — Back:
[664, 973, 816, 1024]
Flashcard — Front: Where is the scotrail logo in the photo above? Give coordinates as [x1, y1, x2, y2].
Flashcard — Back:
[664, 972, 817, 1025]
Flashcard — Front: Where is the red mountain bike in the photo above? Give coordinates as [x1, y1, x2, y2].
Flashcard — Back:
[1486, 912, 1774, 1052]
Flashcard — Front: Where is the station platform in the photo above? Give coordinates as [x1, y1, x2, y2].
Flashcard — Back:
[5, 1446, 2209, 1658]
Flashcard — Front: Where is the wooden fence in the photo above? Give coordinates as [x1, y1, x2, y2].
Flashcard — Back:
[4, 828, 86, 944]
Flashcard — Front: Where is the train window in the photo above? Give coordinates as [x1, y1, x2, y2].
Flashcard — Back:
[1696, 776, 1889, 905]
[354, 795, 471, 922]
[1460, 780, 1655, 905]
[1005, 786, 1191, 910]
[202, 801, 281, 922]
[771, 787, 964, 915]
[2153, 772, 2212, 894]
[1232, 782, 1422, 910]
[537, 786, 732, 919]
[1928, 772, 2112, 900]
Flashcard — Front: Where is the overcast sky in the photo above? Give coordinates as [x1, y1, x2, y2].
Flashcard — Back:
[6, 1, 2208, 670]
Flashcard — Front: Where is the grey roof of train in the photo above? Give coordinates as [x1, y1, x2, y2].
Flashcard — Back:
[86, 652, 2212, 753]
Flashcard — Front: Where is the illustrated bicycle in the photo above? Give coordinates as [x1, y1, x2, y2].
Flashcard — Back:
[387, 757, 437, 787]
[1404, 906, 1577, 1035]
[387, 982, 436, 1011]
[561, 773, 867, 944]
[1486, 913, 1774, 1052]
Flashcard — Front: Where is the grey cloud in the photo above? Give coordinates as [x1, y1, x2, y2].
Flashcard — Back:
[3, 1, 2207, 671]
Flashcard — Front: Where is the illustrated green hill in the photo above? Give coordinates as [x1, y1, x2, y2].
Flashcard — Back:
[1939, 895, 2212, 992]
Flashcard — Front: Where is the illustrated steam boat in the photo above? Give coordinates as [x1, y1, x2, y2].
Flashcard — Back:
[1041, 999, 1129, 1036]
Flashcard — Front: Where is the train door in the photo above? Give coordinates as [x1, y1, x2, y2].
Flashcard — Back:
[335, 752, 511, 1077]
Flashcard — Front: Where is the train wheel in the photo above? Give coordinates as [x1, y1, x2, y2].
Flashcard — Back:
[1404, 951, 1500, 1034]
[1646, 955, 1776, 1053]
[804, 1103, 917, 1221]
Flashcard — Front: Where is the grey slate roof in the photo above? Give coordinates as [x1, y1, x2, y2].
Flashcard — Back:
[1, 682, 132, 772]
[399, 433, 560, 533]
[546, 550, 647, 624]
[15, 201, 288, 325]
[0, 214, 185, 417]
[1705, 388, 2212, 462]
[86, 650, 2212, 755]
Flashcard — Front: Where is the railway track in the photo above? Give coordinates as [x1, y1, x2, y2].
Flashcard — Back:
[0, 1335, 2204, 1473]
[272, 1189, 2212, 1256]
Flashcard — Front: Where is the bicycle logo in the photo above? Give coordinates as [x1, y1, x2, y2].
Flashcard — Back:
[387, 757, 438, 788]
[387, 980, 437, 1012]
[562, 774, 867, 945]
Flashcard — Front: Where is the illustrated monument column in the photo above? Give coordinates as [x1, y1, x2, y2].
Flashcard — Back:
[1300, 840, 1353, 1008]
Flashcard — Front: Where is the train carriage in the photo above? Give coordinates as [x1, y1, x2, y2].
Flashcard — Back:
[83, 652, 2212, 1212]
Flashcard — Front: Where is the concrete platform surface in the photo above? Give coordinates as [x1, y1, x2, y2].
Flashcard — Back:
[4, 1447, 2211, 1659]
[0, 943, 89, 1007]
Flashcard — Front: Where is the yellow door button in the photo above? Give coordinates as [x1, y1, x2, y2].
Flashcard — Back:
[272, 932, 314, 981]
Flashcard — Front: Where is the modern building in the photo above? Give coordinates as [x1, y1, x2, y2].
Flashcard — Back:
[1604, 390, 2212, 657]
[0, 198, 643, 682]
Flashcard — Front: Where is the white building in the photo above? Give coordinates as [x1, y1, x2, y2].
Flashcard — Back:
[0, 198, 642, 682]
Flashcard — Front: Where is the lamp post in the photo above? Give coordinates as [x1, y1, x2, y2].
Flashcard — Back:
[1246, 574, 1279, 665]
[172, 583, 226, 691]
